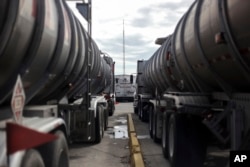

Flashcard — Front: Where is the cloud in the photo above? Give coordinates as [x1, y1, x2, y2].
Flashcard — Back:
[130, 8, 154, 28]
[67, 0, 195, 75]
[96, 32, 158, 75]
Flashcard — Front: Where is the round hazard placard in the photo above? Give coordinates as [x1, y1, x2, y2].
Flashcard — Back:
[11, 75, 26, 124]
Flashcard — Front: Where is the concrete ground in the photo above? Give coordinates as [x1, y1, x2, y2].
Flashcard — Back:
[69, 102, 228, 167]
[69, 102, 168, 167]
[69, 102, 133, 167]
[131, 114, 170, 167]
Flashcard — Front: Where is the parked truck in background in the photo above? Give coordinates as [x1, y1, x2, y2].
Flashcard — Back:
[0, 0, 115, 166]
[134, 0, 250, 167]
[115, 74, 136, 102]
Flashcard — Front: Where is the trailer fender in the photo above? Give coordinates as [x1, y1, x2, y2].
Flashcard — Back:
[90, 96, 106, 118]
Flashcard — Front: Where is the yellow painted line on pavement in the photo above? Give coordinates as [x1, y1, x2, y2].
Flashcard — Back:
[127, 114, 145, 167]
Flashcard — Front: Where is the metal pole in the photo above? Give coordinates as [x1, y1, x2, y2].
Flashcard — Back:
[123, 19, 125, 75]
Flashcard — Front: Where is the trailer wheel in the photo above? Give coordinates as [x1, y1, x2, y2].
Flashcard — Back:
[134, 106, 138, 115]
[102, 105, 108, 130]
[153, 110, 161, 143]
[162, 112, 169, 158]
[138, 100, 142, 120]
[100, 106, 105, 137]
[148, 105, 154, 138]
[21, 149, 45, 167]
[108, 100, 115, 116]
[144, 103, 150, 122]
[39, 130, 69, 167]
[95, 105, 104, 143]
[168, 114, 207, 167]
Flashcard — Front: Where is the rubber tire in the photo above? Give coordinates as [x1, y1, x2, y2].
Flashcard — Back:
[100, 106, 105, 137]
[21, 149, 45, 167]
[168, 114, 207, 167]
[148, 104, 154, 138]
[108, 99, 115, 116]
[142, 102, 150, 122]
[152, 110, 161, 143]
[161, 112, 169, 158]
[102, 105, 108, 130]
[94, 105, 104, 143]
[134, 106, 138, 115]
[39, 130, 69, 167]
[138, 100, 142, 120]
[138, 100, 146, 121]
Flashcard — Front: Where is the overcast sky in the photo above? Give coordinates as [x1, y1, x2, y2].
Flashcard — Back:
[68, 0, 195, 75]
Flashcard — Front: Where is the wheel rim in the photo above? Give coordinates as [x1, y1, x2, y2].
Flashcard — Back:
[169, 123, 174, 158]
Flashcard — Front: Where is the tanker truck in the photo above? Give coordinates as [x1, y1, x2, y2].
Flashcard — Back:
[0, 0, 115, 166]
[115, 74, 136, 102]
[134, 0, 250, 166]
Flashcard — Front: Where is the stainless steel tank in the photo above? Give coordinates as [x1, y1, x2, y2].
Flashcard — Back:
[171, 0, 250, 93]
[142, 36, 177, 94]
[0, 0, 113, 105]
[144, 0, 250, 94]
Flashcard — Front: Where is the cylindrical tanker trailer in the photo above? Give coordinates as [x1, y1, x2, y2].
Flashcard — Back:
[134, 0, 250, 167]
[0, 0, 115, 167]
